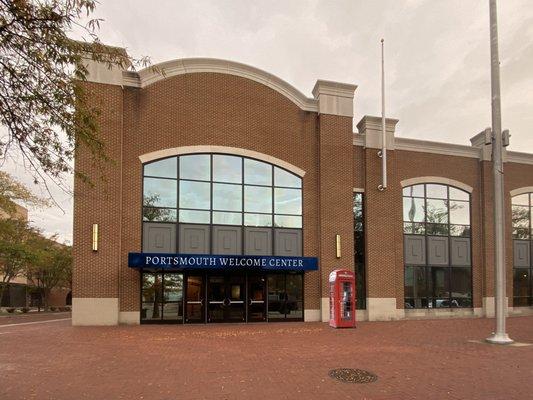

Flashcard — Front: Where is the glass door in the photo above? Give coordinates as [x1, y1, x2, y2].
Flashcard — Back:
[247, 275, 266, 322]
[163, 274, 184, 322]
[207, 276, 226, 322]
[185, 275, 205, 323]
[207, 274, 246, 323]
[141, 272, 163, 322]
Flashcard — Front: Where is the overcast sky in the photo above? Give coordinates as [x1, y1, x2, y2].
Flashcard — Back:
[5, 0, 533, 243]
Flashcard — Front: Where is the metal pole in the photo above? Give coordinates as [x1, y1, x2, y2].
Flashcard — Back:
[379, 38, 387, 190]
[486, 0, 513, 345]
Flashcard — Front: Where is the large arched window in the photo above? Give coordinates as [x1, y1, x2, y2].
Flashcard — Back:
[402, 183, 472, 309]
[142, 153, 303, 256]
[512, 192, 532, 307]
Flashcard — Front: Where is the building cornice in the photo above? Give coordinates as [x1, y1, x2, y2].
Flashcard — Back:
[393, 137, 479, 158]
[123, 58, 319, 112]
[507, 151, 533, 165]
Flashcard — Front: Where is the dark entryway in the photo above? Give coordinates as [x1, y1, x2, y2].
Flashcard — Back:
[141, 271, 301, 324]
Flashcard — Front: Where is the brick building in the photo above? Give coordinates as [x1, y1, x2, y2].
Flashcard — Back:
[72, 53, 533, 325]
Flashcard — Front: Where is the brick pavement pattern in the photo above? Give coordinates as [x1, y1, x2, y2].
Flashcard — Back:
[1, 316, 532, 400]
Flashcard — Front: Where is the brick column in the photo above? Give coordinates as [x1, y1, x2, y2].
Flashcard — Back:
[72, 54, 126, 325]
[312, 80, 357, 321]
[358, 116, 401, 321]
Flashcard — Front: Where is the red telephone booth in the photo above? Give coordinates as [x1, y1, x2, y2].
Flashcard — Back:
[329, 269, 356, 328]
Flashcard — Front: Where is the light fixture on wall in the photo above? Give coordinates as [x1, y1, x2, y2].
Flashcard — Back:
[335, 234, 341, 258]
[92, 224, 99, 252]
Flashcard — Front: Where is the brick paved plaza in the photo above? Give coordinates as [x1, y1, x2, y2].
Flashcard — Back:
[0, 314, 532, 400]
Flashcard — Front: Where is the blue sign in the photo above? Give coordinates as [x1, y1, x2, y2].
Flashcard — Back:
[128, 253, 318, 271]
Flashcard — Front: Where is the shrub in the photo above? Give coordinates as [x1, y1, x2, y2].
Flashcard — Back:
[6, 307, 15, 313]
[21, 307, 29, 313]
[49, 306, 57, 311]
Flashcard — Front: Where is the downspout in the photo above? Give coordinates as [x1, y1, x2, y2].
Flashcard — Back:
[378, 39, 387, 191]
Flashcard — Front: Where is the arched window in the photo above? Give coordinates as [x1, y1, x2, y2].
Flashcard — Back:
[511, 192, 532, 307]
[402, 183, 472, 309]
[142, 154, 302, 255]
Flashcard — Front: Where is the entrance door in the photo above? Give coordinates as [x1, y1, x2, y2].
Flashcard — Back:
[207, 275, 246, 323]
[185, 275, 205, 323]
[247, 275, 266, 322]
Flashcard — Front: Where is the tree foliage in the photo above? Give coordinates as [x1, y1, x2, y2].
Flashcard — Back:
[0, 0, 149, 192]
[0, 170, 48, 216]
[25, 234, 71, 309]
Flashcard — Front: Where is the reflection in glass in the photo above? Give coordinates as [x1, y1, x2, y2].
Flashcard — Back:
[449, 201, 470, 225]
[430, 267, 450, 300]
[426, 184, 448, 199]
[450, 267, 472, 307]
[426, 223, 449, 236]
[512, 205, 530, 228]
[141, 273, 162, 320]
[450, 225, 471, 237]
[274, 167, 301, 188]
[143, 178, 177, 208]
[245, 186, 272, 213]
[274, 188, 302, 215]
[403, 197, 425, 222]
[404, 266, 427, 309]
[143, 207, 177, 222]
[512, 193, 530, 206]
[212, 211, 242, 225]
[425, 199, 448, 223]
[244, 213, 272, 227]
[179, 209, 210, 224]
[274, 215, 302, 228]
[213, 183, 242, 211]
[213, 155, 242, 183]
[402, 184, 424, 198]
[449, 187, 469, 201]
[285, 274, 303, 319]
[180, 155, 210, 181]
[244, 159, 271, 186]
[179, 180, 210, 209]
[144, 157, 177, 179]
[267, 274, 286, 320]
[163, 274, 183, 320]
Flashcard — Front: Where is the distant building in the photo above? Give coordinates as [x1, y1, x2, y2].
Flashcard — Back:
[72, 49, 533, 326]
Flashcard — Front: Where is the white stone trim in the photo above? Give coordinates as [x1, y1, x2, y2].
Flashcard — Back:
[304, 309, 321, 322]
[404, 308, 482, 319]
[507, 151, 533, 165]
[321, 297, 329, 322]
[123, 58, 318, 112]
[366, 298, 404, 321]
[353, 134, 365, 146]
[395, 137, 479, 159]
[400, 176, 473, 193]
[353, 187, 364, 193]
[139, 146, 306, 177]
[510, 187, 533, 197]
[312, 80, 357, 117]
[72, 298, 118, 326]
[118, 311, 140, 325]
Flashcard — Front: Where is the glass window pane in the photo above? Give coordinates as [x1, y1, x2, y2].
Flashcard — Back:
[245, 186, 272, 213]
[244, 213, 272, 227]
[426, 184, 447, 199]
[213, 155, 242, 183]
[353, 193, 363, 232]
[512, 205, 530, 228]
[403, 197, 425, 222]
[142, 273, 163, 320]
[426, 199, 448, 223]
[513, 268, 530, 297]
[402, 185, 424, 197]
[404, 266, 427, 308]
[144, 178, 177, 208]
[244, 159, 271, 186]
[274, 188, 302, 215]
[285, 274, 303, 319]
[143, 207, 177, 222]
[512, 193, 530, 206]
[513, 228, 530, 240]
[449, 187, 469, 201]
[179, 180, 210, 209]
[212, 211, 242, 225]
[450, 267, 472, 307]
[274, 167, 301, 188]
[450, 225, 470, 237]
[179, 209, 210, 224]
[179, 155, 210, 181]
[267, 274, 287, 319]
[426, 223, 449, 236]
[144, 158, 177, 179]
[430, 267, 450, 300]
[450, 201, 470, 225]
[213, 183, 242, 212]
[274, 215, 302, 228]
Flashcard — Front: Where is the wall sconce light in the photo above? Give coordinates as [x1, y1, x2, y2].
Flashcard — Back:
[92, 224, 99, 252]
[335, 234, 341, 258]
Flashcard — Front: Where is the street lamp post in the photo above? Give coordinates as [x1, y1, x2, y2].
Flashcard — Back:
[486, 0, 513, 345]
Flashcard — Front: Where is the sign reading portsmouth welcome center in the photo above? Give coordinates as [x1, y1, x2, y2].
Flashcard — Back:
[128, 253, 318, 272]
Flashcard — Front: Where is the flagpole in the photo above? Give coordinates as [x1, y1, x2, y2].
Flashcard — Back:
[379, 38, 387, 191]
[486, 0, 513, 345]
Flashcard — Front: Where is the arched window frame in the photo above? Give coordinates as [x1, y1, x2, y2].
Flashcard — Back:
[402, 182, 473, 310]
